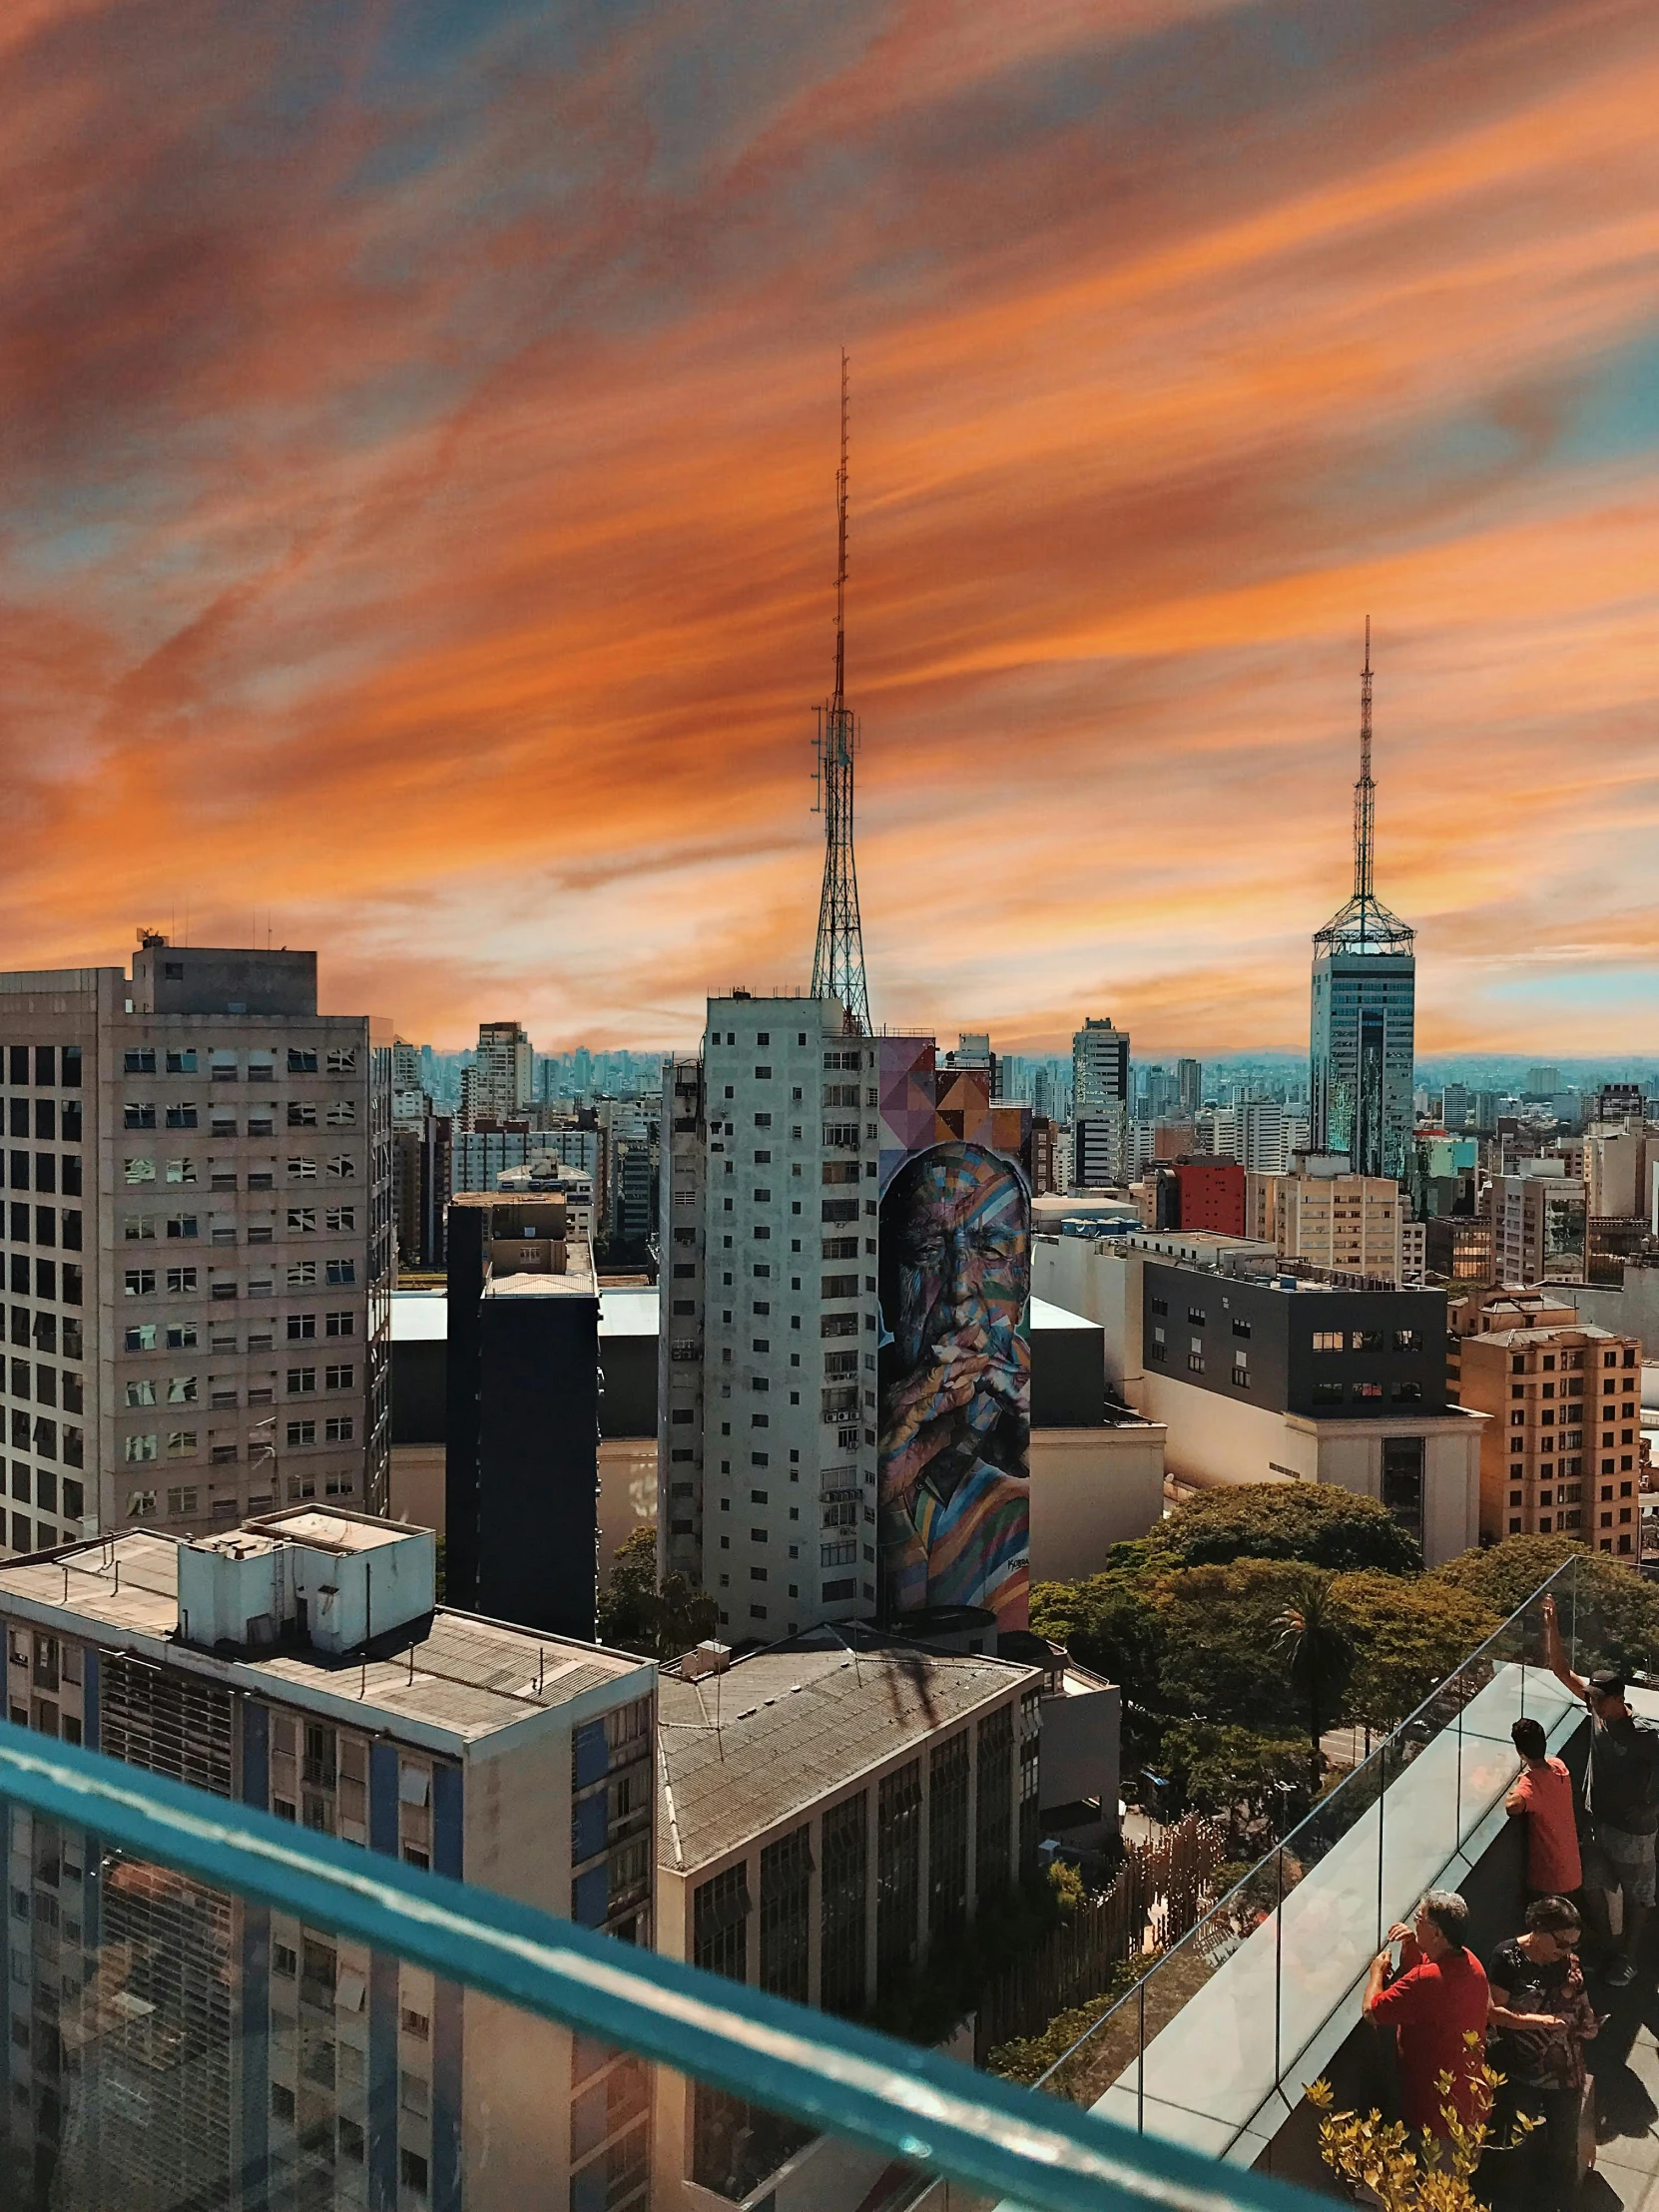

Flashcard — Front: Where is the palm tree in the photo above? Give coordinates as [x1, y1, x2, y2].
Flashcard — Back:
[1276, 1572, 1353, 1798]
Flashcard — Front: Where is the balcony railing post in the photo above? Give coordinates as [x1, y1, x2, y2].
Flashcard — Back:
[1283, 1840, 1292, 2096]
[1137, 1970, 1146, 2134]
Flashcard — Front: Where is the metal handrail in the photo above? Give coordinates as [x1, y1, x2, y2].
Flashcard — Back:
[0, 1727, 1327, 2212]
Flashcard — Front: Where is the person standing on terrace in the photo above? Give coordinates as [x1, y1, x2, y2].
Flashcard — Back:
[1542, 1594, 1659, 1986]
[1505, 1716, 1582, 1904]
[1365, 1890, 1490, 2140]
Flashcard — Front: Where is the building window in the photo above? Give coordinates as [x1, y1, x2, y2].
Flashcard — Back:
[759, 1825, 813, 2005]
[1382, 1435, 1424, 1549]
[1313, 1332, 1343, 1353]
[876, 1761, 922, 1997]
[819, 1792, 868, 2016]
[692, 1863, 752, 1983]
[928, 1733, 971, 1939]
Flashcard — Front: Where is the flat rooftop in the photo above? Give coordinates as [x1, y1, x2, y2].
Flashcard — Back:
[658, 1631, 1035, 1875]
[0, 1531, 645, 1746]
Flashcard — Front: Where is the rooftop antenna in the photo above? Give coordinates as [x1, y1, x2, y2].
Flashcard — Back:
[1313, 618, 1412, 959]
[1355, 616, 1375, 921]
[811, 349, 871, 1035]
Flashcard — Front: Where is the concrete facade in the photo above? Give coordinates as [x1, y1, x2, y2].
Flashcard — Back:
[0, 945, 393, 1560]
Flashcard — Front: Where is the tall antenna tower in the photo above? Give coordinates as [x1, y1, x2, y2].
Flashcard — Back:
[1354, 614, 1375, 907]
[811, 349, 871, 1034]
[1313, 618, 1413, 957]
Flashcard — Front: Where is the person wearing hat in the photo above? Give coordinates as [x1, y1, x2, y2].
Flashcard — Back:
[1543, 1593, 1659, 1986]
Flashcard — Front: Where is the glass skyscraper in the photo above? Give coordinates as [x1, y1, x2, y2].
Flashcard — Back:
[1310, 636, 1415, 1181]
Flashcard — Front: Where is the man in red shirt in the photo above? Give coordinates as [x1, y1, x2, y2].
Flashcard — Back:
[1505, 1717, 1582, 1900]
[1365, 1890, 1490, 2140]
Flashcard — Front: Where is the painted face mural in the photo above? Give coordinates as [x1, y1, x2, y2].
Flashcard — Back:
[877, 1142, 1031, 1629]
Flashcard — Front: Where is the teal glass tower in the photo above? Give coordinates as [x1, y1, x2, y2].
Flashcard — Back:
[1310, 627, 1415, 1180]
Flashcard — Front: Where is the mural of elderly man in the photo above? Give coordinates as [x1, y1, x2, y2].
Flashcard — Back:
[877, 1140, 1031, 1629]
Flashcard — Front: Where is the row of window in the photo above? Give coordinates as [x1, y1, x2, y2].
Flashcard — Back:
[122, 1046, 355, 1076]
[8, 1309, 81, 1358]
[5, 1207, 82, 1248]
[7, 1151, 80, 1195]
[123, 1415, 356, 1460]
[124, 1256, 358, 1297]
[1312, 1329, 1424, 1354]
[6, 1465, 81, 1518]
[5, 1098, 82, 1141]
[4, 1361, 82, 1411]
[124, 1155, 355, 1184]
[3, 1046, 81, 1087]
[125, 1100, 355, 1128]
[5, 1411, 84, 1463]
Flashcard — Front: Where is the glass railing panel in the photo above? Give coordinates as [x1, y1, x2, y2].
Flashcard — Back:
[0, 1732, 1317, 2212]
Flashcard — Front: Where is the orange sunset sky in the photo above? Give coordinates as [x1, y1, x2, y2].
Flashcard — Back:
[2, 0, 1657, 1056]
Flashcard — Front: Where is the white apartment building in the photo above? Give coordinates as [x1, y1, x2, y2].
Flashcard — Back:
[0, 1508, 656, 2212]
[659, 997, 879, 1639]
[0, 942, 393, 1559]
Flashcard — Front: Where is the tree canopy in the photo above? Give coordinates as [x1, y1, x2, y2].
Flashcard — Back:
[596, 1524, 720, 1662]
[1432, 1535, 1659, 1680]
[1139, 1481, 1423, 1575]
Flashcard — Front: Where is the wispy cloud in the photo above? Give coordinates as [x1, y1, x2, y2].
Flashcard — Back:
[1, 0, 1656, 1051]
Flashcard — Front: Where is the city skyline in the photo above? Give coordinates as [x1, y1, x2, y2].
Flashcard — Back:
[3, 3, 1658, 1056]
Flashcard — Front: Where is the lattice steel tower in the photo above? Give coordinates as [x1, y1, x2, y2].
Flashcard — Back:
[811, 351, 871, 1034]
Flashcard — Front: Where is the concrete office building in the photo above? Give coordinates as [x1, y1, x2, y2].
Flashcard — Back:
[659, 999, 879, 1638]
[1458, 1323, 1644, 1553]
[0, 942, 392, 1557]
[444, 1192, 600, 1640]
[654, 1633, 1041, 2207]
[1032, 1230, 1481, 1563]
[0, 1509, 656, 2212]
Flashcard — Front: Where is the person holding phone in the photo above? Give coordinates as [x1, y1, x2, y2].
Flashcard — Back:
[1487, 1895, 1599, 2212]
[1365, 1890, 1490, 2139]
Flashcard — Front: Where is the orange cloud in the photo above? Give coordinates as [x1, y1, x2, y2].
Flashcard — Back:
[1, 0, 1657, 1056]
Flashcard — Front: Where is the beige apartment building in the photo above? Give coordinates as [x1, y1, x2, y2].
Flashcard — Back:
[1459, 1323, 1644, 1552]
[0, 942, 393, 1559]
[1247, 1158, 1412, 1286]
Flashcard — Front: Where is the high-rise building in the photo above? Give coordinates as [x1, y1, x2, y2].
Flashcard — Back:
[465, 1021, 534, 1126]
[1072, 1019, 1130, 1190]
[0, 940, 392, 1557]
[659, 999, 880, 1637]
[1440, 1083, 1468, 1130]
[1310, 632, 1415, 1180]
[1176, 1059, 1203, 1118]
[444, 1191, 600, 1639]
[0, 1508, 656, 2212]
[1072, 1018, 1129, 1119]
[1524, 1065, 1564, 1099]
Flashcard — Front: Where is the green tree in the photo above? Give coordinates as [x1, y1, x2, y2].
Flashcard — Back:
[1334, 1571, 1498, 1737]
[1153, 1558, 1329, 1738]
[1275, 1570, 1353, 1792]
[1142, 1481, 1422, 1575]
[597, 1525, 720, 1662]
[1030, 1567, 1167, 1715]
[1432, 1535, 1659, 1678]
[1160, 1720, 1307, 1830]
